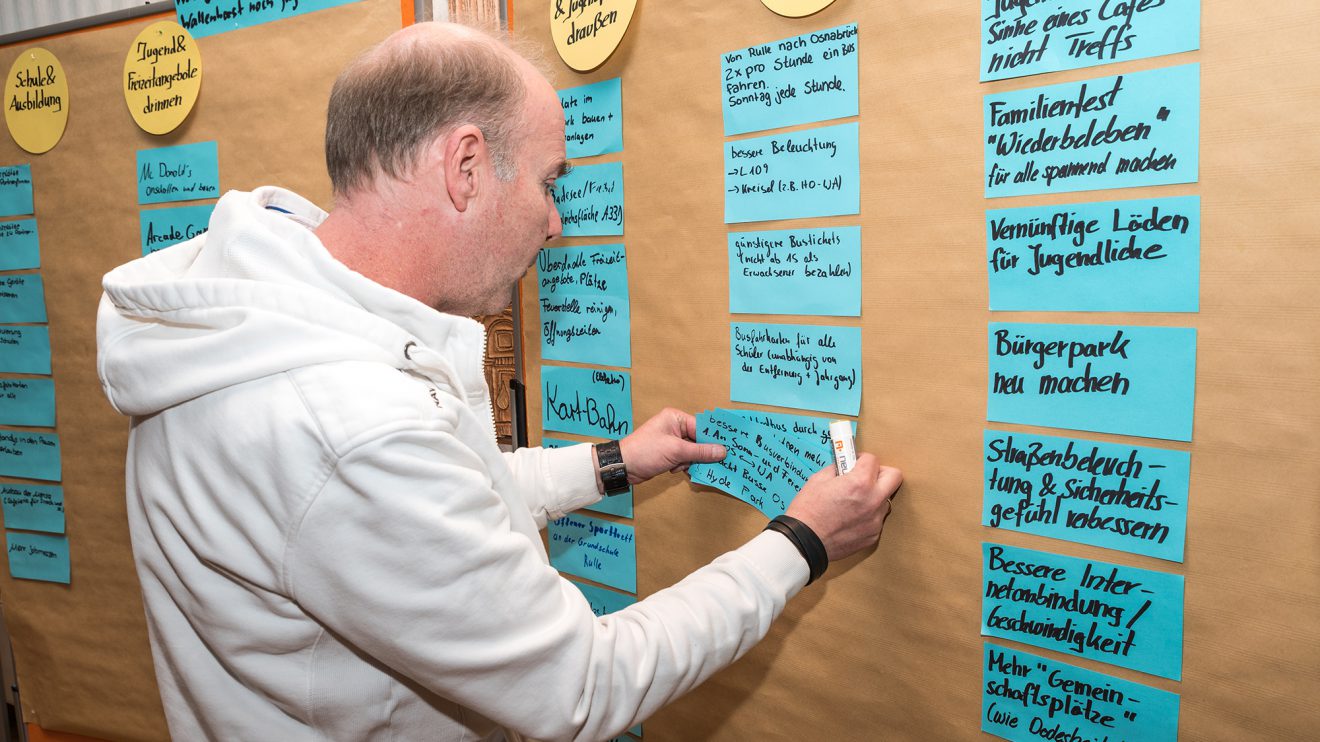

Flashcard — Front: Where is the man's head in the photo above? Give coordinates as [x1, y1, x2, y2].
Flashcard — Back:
[320, 23, 567, 316]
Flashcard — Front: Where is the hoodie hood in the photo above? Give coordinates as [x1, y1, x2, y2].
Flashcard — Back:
[98, 186, 489, 417]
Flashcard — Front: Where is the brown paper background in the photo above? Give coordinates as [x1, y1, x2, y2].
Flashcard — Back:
[516, 0, 1320, 740]
[0, 1, 401, 738]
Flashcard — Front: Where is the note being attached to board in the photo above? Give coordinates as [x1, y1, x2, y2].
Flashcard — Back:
[137, 141, 220, 205]
[731, 322, 861, 416]
[982, 644, 1179, 742]
[981, 542, 1184, 680]
[982, 429, 1190, 562]
[0, 219, 39, 270]
[542, 365, 633, 439]
[987, 322, 1196, 442]
[725, 121, 860, 224]
[987, 196, 1199, 312]
[690, 408, 814, 519]
[729, 226, 860, 316]
[537, 244, 631, 368]
[721, 23, 858, 136]
[560, 78, 623, 159]
[548, 513, 636, 593]
[984, 64, 1199, 198]
[980, 0, 1200, 82]
[0, 165, 34, 217]
[554, 162, 624, 237]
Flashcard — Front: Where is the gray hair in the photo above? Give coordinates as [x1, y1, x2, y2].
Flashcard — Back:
[325, 28, 526, 196]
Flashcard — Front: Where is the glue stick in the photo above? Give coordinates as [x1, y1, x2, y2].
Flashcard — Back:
[829, 420, 857, 475]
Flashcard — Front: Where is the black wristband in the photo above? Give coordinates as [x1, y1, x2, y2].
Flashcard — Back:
[764, 515, 828, 585]
[594, 440, 629, 495]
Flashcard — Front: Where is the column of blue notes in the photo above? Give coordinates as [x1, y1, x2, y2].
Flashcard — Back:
[137, 141, 220, 255]
[977, 4, 1203, 738]
[0, 164, 69, 585]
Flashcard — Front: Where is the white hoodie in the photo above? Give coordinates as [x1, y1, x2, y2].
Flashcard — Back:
[97, 187, 807, 742]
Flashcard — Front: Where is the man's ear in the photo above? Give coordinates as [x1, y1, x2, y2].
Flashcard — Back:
[441, 124, 486, 213]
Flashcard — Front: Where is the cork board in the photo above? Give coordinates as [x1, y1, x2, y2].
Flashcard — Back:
[0, 1, 401, 738]
[514, 0, 1320, 740]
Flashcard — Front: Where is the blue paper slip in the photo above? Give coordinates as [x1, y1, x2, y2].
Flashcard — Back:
[981, 0, 1200, 82]
[690, 409, 811, 519]
[537, 244, 631, 368]
[726, 122, 860, 224]
[983, 430, 1190, 562]
[729, 226, 861, 316]
[140, 204, 215, 255]
[555, 162, 624, 237]
[0, 326, 51, 374]
[549, 514, 636, 593]
[982, 542, 1184, 680]
[730, 409, 851, 454]
[722, 23, 859, 136]
[0, 378, 55, 427]
[0, 431, 61, 481]
[5, 531, 69, 583]
[1, 484, 64, 534]
[731, 322, 861, 416]
[572, 579, 636, 617]
[138, 141, 220, 205]
[542, 365, 633, 439]
[560, 78, 623, 158]
[0, 274, 47, 323]
[0, 219, 40, 270]
[175, 0, 363, 38]
[988, 322, 1196, 442]
[982, 643, 1180, 742]
[0, 166, 34, 217]
[544, 436, 633, 518]
[987, 196, 1200, 312]
[984, 64, 1199, 198]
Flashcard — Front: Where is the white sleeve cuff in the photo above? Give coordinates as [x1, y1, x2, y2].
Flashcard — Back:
[540, 442, 602, 518]
[737, 529, 811, 598]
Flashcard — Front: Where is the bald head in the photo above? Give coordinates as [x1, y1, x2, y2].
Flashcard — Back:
[325, 22, 542, 198]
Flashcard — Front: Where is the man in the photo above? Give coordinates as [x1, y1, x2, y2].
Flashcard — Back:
[97, 22, 900, 742]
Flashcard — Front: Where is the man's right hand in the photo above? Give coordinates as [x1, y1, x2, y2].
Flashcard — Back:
[785, 454, 902, 561]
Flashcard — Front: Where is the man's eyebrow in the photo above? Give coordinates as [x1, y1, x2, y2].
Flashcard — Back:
[556, 161, 572, 178]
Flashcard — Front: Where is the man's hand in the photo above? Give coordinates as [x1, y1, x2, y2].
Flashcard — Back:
[785, 453, 902, 561]
[613, 408, 726, 485]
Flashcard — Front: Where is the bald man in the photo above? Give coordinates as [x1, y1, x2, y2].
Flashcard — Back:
[97, 23, 900, 742]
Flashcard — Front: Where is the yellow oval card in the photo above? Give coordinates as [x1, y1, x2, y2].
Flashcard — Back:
[551, 0, 637, 72]
[4, 48, 69, 154]
[124, 21, 202, 135]
[761, 0, 837, 18]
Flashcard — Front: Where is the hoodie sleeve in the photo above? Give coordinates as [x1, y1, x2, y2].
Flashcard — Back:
[285, 425, 808, 742]
[501, 443, 603, 528]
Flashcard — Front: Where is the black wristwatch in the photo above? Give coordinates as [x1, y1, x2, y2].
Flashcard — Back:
[594, 440, 630, 495]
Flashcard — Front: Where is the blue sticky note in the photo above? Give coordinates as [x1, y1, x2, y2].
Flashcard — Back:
[555, 162, 624, 237]
[548, 513, 636, 593]
[0, 431, 60, 481]
[544, 436, 633, 518]
[985, 64, 1199, 198]
[982, 542, 1184, 680]
[690, 409, 813, 519]
[0, 378, 55, 427]
[0, 326, 51, 374]
[137, 141, 221, 205]
[0, 219, 40, 270]
[729, 226, 861, 316]
[572, 579, 636, 617]
[542, 365, 633, 439]
[721, 23, 859, 136]
[982, 643, 1179, 742]
[537, 244, 631, 368]
[5, 531, 69, 583]
[981, 0, 1200, 82]
[0, 166, 34, 217]
[0, 274, 47, 323]
[1, 484, 64, 534]
[730, 409, 850, 454]
[726, 121, 860, 224]
[983, 430, 1190, 562]
[560, 78, 623, 158]
[175, 0, 364, 38]
[988, 196, 1200, 312]
[140, 203, 214, 255]
[731, 322, 861, 416]
[988, 322, 1196, 441]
